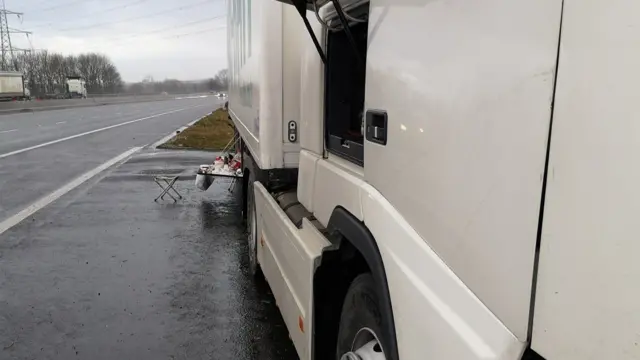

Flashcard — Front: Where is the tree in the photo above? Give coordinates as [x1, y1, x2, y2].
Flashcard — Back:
[13, 51, 123, 97]
[213, 69, 228, 90]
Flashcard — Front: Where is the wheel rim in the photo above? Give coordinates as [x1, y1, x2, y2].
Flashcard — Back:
[340, 328, 386, 360]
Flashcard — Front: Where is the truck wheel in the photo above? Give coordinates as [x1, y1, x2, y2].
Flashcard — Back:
[336, 273, 387, 360]
[246, 172, 260, 277]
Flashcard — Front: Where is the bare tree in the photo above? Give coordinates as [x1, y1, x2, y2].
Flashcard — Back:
[214, 69, 228, 89]
[13, 51, 123, 97]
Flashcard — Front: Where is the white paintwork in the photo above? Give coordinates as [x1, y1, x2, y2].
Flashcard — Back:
[281, 5, 304, 165]
[361, 182, 524, 360]
[297, 150, 320, 211]
[299, 16, 324, 156]
[228, 0, 263, 167]
[254, 182, 331, 360]
[228, 0, 311, 170]
[238, 0, 640, 358]
[531, 1, 640, 359]
[364, 0, 562, 340]
[258, 1, 284, 168]
[257, 149, 525, 359]
[312, 154, 365, 225]
[0, 146, 141, 237]
[283, 143, 300, 168]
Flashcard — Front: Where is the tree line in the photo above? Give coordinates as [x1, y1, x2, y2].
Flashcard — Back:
[127, 69, 229, 95]
[14, 51, 124, 97]
[13, 50, 228, 97]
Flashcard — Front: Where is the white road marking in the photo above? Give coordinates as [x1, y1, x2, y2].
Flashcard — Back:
[175, 95, 208, 100]
[149, 115, 207, 149]
[56, 121, 67, 125]
[0, 146, 142, 236]
[0, 129, 18, 134]
[0, 107, 194, 160]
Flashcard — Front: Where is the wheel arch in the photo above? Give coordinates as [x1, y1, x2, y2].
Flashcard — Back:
[313, 206, 400, 360]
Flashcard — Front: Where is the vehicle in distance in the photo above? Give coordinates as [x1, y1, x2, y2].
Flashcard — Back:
[65, 76, 87, 99]
[228, 0, 640, 359]
[0, 71, 31, 101]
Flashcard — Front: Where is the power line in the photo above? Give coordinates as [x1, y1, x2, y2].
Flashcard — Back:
[29, 0, 89, 14]
[28, 0, 152, 30]
[102, 14, 225, 44]
[56, 0, 218, 32]
[10, 14, 225, 53]
[167, 25, 226, 39]
[107, 25, 226, 50]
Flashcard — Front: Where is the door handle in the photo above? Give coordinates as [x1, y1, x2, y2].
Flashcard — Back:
[365, 110, 388, 145]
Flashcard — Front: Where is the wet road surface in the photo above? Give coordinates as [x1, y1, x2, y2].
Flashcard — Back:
[0, 97, 218, 223]
[0, 150, 298, 359]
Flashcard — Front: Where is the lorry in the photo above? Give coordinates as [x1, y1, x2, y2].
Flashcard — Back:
[228, 0, 640, 359]
[65, 76, 87, 99]
[0, 71, 30, 101]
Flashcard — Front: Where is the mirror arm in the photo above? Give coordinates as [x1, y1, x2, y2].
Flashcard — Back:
[292, 0, 327, 64]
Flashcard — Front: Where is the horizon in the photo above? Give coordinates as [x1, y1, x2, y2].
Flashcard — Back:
[8, 0, 228, 82]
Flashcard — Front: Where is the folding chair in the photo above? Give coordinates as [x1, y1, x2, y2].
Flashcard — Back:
[154, 176, 182, 202]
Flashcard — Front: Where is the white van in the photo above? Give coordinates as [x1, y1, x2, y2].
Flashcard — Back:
[228, 1, 640, 359]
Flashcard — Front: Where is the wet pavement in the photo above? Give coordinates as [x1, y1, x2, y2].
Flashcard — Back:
[0, 149, 298, 360]
[0, 97, 218, 223]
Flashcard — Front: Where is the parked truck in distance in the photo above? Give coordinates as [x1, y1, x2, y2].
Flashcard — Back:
[42, 76, 88, 100]
[0, 71, 30, 101]
[65, 76, 87, 99]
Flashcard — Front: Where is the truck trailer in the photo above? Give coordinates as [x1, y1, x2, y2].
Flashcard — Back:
[0, 71, 30, 101]
[228, 0, 640, 359]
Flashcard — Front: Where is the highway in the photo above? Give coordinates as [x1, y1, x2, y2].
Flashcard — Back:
[0, 97, 298, 359]
[0, 96, 217, 222]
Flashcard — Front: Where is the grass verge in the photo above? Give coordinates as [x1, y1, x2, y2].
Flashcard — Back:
[158, 108, 234, 150]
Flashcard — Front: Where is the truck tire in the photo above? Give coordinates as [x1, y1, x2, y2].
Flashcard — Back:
[246, 172, 260, 277]
[336, 273, 387, 360]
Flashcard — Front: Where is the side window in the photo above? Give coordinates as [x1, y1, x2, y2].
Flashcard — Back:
[324, 5, 369, 166]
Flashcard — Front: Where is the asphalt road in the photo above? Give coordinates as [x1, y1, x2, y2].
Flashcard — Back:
[0, 96, 218, 222]
[0, 100, 298, 359]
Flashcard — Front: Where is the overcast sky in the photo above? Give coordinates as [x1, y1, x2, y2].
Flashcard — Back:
[8, 0, 228, 82]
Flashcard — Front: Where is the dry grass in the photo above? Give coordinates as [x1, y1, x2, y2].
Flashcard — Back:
[159, 108, 234, 150]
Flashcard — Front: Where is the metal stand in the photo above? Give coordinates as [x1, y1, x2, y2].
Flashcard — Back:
[227, 177, 238, 193]
[154, 176, 182, 202]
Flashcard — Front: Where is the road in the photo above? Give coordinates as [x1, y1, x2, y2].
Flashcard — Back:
[0, 97, 216, 222]
[0, 99, 298, 359]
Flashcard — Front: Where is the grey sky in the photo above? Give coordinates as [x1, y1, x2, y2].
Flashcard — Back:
[8, 0, 228, 82]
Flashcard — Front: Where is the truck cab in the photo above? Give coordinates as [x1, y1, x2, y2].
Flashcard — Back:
[66, 77, 87, 99]
[228, 1, 640, 359]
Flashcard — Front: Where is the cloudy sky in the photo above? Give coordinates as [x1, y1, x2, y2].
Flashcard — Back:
[8, 0, 228, 82]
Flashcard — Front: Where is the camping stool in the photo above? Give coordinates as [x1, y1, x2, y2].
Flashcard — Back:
[154, 175, 182, 202]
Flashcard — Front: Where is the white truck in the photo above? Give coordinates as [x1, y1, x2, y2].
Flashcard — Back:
[65, 76, 87, 99]
[228, 1, 640, 359]
[0, 71, 30, 101]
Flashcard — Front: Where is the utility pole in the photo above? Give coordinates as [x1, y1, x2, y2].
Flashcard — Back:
[0, 0, 30, 71]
